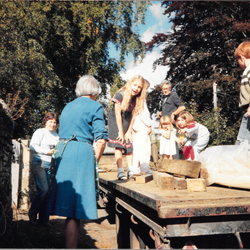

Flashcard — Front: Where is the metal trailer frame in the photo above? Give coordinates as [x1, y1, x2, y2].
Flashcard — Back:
[99, 176, 250, 249]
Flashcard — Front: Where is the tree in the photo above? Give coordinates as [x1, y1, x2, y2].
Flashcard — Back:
[0, 100, 14, 238]
[146, 1, 250, 145]
[0, 1, 149, 138]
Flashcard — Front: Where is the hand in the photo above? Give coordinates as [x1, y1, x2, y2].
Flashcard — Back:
[116, 131, 124, 144]
[157, 112, 162, 119]
[47, 149, 54, 155]
[176, 138, 181, 144]
[247, 106, 250, 117]
[147, 127, 152, 135]
[178, 128, 185, 134]
[125, 131, 133, 143]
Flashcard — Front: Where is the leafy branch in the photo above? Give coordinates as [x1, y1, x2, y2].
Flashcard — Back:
[6, 91, 28, 121]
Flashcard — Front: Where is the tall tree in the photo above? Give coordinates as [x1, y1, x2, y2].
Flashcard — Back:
[146, 1, 250, 145]
[0, 1, 149, 138]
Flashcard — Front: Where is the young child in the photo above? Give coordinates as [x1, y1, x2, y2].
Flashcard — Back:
[234, 41, 250, 146]
[159, 115, 181, 159]
[132, 80, 153, 175]
[177, 111, 210, 161]
[108, 75, 147, 180]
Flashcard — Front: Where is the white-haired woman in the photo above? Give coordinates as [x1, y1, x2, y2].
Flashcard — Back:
[49, 75, 108, 248]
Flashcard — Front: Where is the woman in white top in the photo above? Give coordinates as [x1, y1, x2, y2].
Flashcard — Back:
[28, 112, 59, 226]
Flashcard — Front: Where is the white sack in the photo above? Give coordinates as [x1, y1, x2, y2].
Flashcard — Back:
[198, 140, 250, 189]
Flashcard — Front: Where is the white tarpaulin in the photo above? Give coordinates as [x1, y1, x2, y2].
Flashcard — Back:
[198, 140, 250, 189]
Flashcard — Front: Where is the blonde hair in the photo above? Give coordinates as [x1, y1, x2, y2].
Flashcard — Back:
[144, 79, 150, 90]
[159, 116, 173, 131]
[177, 111, 194, 128]
[234, 41, 250, 60]
[114, 75, 146, 115]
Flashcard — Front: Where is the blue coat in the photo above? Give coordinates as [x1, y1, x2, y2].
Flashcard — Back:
[49, 97, 108, 220]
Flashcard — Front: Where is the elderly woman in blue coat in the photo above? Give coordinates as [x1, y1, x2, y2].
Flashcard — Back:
[49, 75, 108, 248]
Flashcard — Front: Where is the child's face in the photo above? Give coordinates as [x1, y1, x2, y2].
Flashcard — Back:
[131, 81, 143, 97]
[162, 123, 170, 130]
[177, 117, 186, 128]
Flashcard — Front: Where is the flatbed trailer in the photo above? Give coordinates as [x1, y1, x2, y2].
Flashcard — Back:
[99, 172, 250, 249]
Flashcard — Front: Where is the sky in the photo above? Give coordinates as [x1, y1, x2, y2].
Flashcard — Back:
[119, 1, 172, 90]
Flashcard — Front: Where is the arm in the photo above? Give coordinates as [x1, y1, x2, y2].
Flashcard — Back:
[140, 103, 152, 135]
[147, 127, 152, 135]
[163, 130, 171, 139]
[125, 109, 136, 143]
[248, 106, 250, 117]
[92, 104, 109, 162]
[95, 139, 107, 163]
[171, 106, 186, 124]
[140, 103, 152, 127]
[173, 133, 181, 144]
[30, 129, 50, 155]
[184, 122, 197, 134]
[178, 128, 187, 135]
[114, 103, 124, 143]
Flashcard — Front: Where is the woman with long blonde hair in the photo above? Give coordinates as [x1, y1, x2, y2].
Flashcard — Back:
[108, 75, 147, 180]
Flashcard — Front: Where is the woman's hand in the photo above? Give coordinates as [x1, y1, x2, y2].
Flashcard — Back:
[116, 131, 124, 144]
[47, 149, 54, 155]
[125, 131, 133, 143]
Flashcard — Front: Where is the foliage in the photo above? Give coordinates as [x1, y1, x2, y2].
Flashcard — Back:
[0, 102, 13, 239]
[6, 91, 28, 121]
[185, 101, 239, 147]
[145, 1, 250, 144]
[146, 85, 163, 115]
[0, 1, 149, 138]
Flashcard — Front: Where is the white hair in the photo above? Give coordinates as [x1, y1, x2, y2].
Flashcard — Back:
[75, 75, 102, 97]
[160, 80, 172, 88]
